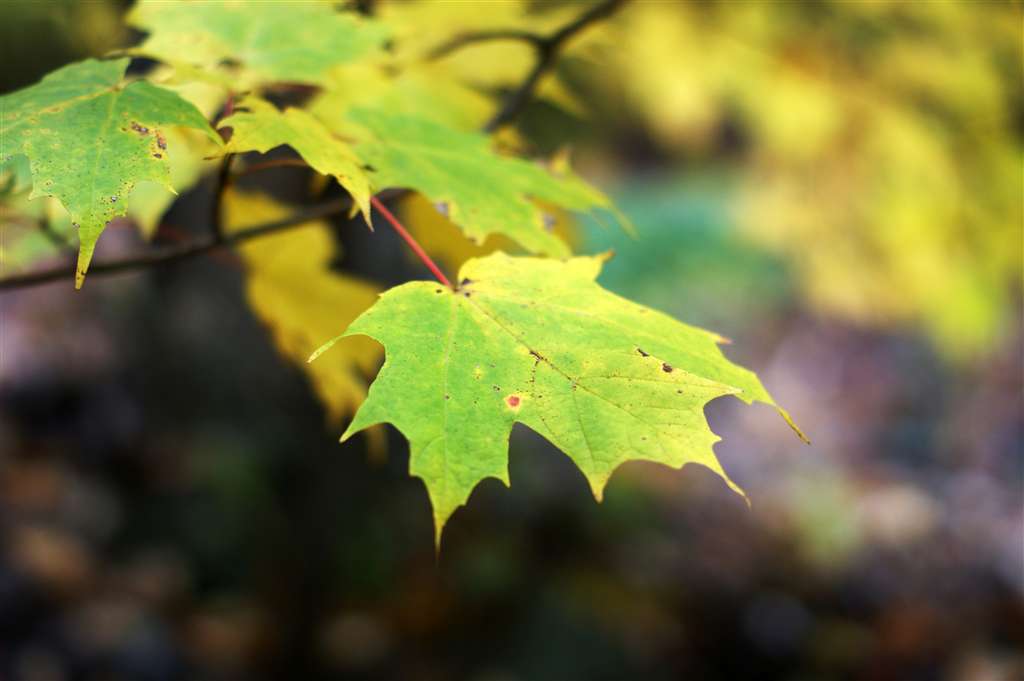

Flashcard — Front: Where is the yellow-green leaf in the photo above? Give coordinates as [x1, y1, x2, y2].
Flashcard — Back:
[345, 109, 619, 257]
[221, 98, 371, 220]
[224, 189, 382, 426]
[127, 0, 389, 87]
[315, 252, 805, 547]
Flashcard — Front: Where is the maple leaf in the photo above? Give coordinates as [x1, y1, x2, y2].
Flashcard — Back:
[0, 57, 219, 287]
[310, 64, 495, 131]
[127, 0, 389, 87]
[314, 252, 806, 547]
[224, 189, 382, 428]
[344, 109, 621, 257]
[220, 98, 372, 220]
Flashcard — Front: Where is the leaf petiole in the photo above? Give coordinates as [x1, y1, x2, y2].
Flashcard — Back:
[369, 195, 453, 289]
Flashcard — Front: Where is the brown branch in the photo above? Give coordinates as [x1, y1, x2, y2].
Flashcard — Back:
[484, 0, 629, 132]
[0, 199, 351, 291]
[428, 29, 542, 60]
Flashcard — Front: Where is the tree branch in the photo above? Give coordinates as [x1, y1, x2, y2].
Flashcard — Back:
[483, 0, 628, 132]
[428, 29, 542, 61]
[0, 198, 351, 291]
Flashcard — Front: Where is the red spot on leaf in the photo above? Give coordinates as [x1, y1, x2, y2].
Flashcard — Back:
[506, 395, 521, 408]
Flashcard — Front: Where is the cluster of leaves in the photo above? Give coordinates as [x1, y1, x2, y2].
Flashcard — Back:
[0, 0, 803, 546]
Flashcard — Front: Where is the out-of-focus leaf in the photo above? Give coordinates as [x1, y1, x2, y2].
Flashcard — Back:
[316, 252, 804, 546]
[220, 98, 372, 220]
[342, 109, 618, 257]
[223, 189, 382, 430]
[310, 64, 494, 132]
[127, 0, 389, 88]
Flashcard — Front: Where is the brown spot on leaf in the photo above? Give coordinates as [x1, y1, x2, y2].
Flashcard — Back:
[662, 363, 673, 373]
[637, 348, 649, 357]
[153, 153, 162, 159]
[156, 133, 167, 150]
[506, 395, 521, 408]
[130, 121, 149, 135]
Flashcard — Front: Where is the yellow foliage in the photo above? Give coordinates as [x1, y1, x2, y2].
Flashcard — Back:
[223, 190, 383, 439]
[604, 0, 1023, 360]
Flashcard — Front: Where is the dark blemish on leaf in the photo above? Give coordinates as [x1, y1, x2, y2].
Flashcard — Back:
[130, 121, 149, 135]
[445, 395, 450, 400]
[529, 349, 544, 362]
[460, 278, 473, 287]
[493, 385, 500, 391]
[153, 153, 162, 159]
[435, 288, 442, 294]
[637, 348, 649, 357]
[506, 395, 521, 408]
[463, 291, 471, 298]
[662, 363, 673, 373]
[156, 133, 167, 150]
[677, 389, 683, 394]
[110, 196, 118, 203]
[641, 436, 647, 441]
[363, 164, 376, 172]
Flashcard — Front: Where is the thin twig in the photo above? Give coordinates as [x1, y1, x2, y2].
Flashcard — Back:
[210, 153, 234, 243]
[0, 199, 351, 291]
[483, 0, 628, 132]
[428, 29, 542, 60]
[39, 218, 75, 252]
[234, 158, 311, 177]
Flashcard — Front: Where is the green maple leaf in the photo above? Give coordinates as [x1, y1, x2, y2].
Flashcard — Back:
[221, 98, 372, 220]
[127, 0, 389, 87]
[344, 109, 622, 257]
[0, 58, 219, 287]
[313, 252, 806, 547]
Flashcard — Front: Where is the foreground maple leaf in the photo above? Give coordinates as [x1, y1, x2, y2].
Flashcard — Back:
[313, 252, 806, 546]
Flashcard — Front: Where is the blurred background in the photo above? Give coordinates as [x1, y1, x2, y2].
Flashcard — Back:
[1, 1, 1022, 680]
